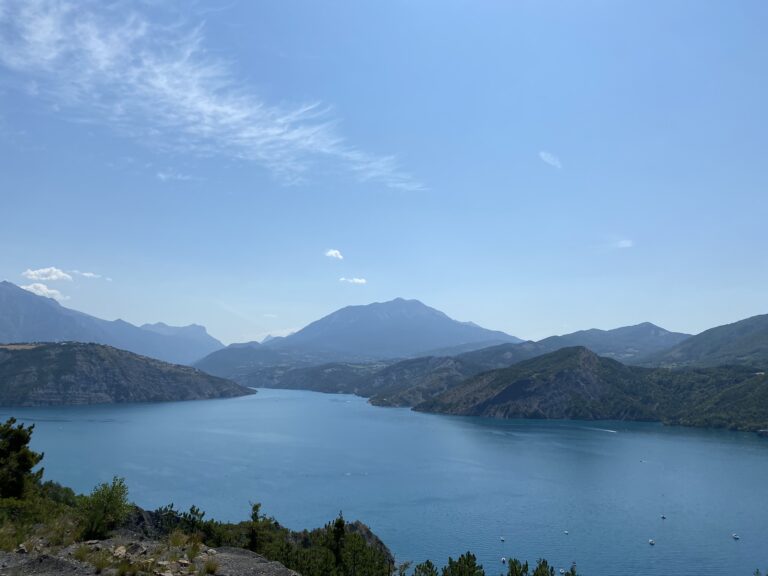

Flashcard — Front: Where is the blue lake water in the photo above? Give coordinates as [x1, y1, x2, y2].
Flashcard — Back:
[4, 388, 767, 575]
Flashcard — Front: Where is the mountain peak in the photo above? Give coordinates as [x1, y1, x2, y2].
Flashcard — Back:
[0, 281, 223, 364]
[536, 321, 691, 362]
[277, 299, 521, 359]
[645, 313, 768, 369]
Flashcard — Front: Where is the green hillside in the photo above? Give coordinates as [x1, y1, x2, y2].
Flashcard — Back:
[642, 314, 768, 368]
[0, 342, 253, 406]
[415, 347, 768, 432]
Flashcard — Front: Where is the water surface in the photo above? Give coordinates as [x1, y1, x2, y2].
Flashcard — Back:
[4, 389, 767, 575]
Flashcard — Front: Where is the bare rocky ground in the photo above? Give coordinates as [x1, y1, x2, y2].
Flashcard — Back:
[0, 536, 300, 576]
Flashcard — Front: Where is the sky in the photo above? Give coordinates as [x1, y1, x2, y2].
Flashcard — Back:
[1, 0, 767, 344]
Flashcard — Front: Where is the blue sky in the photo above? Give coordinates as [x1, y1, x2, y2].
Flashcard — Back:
[1, 0, 766, 344]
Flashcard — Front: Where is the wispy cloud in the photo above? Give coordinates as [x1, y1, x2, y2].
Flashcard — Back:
[70, 269, 106, 279]
[22, 266, 72, 281]
[339, 277, 367, 285]
[325, 249, 344, 260]
[538, 151, 562, 169]
[156, 169, 193, 182]
[21, 282, 69, 300]
[616, 239, 634, 249]
[0, 0, 422, 190]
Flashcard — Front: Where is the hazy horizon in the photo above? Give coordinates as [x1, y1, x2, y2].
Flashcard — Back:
[2, 1, 766, 344]
[0, 279, 751, 346]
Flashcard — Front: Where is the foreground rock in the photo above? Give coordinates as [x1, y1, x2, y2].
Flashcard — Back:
[0, 537, 299, 576]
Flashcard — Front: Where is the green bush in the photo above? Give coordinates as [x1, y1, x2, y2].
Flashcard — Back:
[78, 476, 131, 539]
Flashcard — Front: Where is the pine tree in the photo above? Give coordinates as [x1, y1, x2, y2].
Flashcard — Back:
[441, 552, 485, 576]
[414, 559, 439, 576]
[0, 417, 44, 498]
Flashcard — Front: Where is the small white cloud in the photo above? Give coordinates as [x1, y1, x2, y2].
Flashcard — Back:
[339, 277, 367, 285]
[325, 249, 344, 260]
[262, 313, 278, 318]
[71, 269, 102, 279]
[21, 283, 69, 301]
[22, 267, 72, 281]
[616, 239, 634, 249]
[539, 151, 562, 169]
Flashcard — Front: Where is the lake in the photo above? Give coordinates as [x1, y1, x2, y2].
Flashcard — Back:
[3, 389, 767, 575]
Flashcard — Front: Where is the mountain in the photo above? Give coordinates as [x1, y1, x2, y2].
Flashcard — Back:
[417, 339, 518, 357]
[641, 314, 768, 368]
[0, 281, 223, 364]
[367, 342, 545, 406]
[210, 319, 690, 403]
[280, 298, 522, 358]
[0, 342, 253, 406]
[345, 322, 691, 407]
[535, 322, 691, 362]
[414, 347, 768, 431]
[195, 298, 522, 379]
[241, 362, 390, 394]
[362, 323, 690, 406]
[194, 341, 336, 381]
[228, 343, 539, 404]
[140, 322, 222, 347]
[416, 347, 651, 419]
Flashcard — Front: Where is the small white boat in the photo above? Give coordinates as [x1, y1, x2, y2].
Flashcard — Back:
[661, 515, 667, 520]
[732, 533, 740, 540]
[559, 570, 565, 575]
[648, 539, 656, 546]
[563, 530, 569, 535]
[501, 557, 506, 564]
[500, 536, 505, 542]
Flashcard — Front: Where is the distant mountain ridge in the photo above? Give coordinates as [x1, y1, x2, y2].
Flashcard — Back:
[0, 342, 253, 406]
[361, 322, 693, 405]
[240, 322, 694, 406]
[140, 322, 217, 344]
[535, 322, 691, 362]
[195, 298, 522, 378]
[414, 347, 768, 431]
[0, 281, 224, 365]
[641, 313, 768, 369]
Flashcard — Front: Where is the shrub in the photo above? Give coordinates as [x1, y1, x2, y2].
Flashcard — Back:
[78, 477, 131, 540]
[168, 528, 189, 548]
[73, 544, 90, 562]
[91, 550, 111, 574]
[187, 540, 201, 561]
[203, 558, 218, 574]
